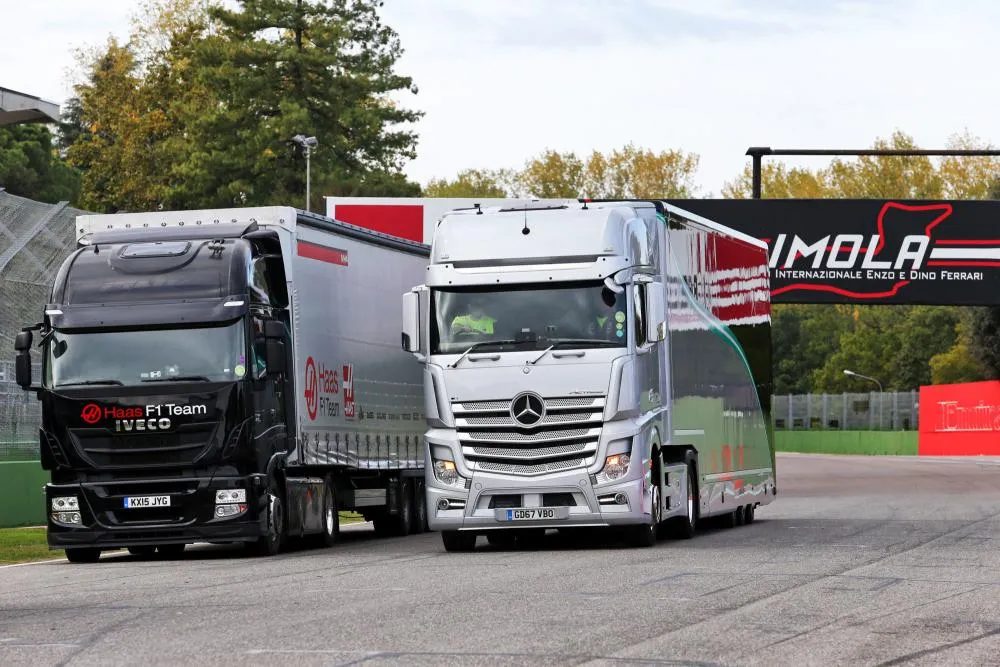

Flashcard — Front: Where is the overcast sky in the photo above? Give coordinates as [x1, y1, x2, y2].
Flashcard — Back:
[3, 0, 998, 195]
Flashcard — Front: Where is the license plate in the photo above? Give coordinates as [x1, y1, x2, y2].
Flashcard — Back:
[123, 495, 171, 508]
[503, 508, 563, 521]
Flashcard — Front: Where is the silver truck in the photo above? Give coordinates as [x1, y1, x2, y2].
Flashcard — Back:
[401, 199, 776, 551]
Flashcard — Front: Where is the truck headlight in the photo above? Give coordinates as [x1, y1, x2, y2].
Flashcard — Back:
[596, 453, 631, 483]
[215, 489, 246, 504]
[432, 459, 465, 488]
[51, 496, 79, 511]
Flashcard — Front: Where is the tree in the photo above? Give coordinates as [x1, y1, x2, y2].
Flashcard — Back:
[65, 0, 422, 212]
[423, 168, 517, 197]
[518, 144, 699, 199]
[180, 0, 423, 209]
[0, 124, 81, 204]
[930, 319, 985, 384]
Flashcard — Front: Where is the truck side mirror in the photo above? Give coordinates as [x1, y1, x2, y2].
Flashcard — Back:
[14, 330, 32, 352]
[402, 290, 421, 354]
[15, 353, 32, 389]
[263, 320, 284, 339]
[645, 281, 666, 343]
[265, 340, 286, 376]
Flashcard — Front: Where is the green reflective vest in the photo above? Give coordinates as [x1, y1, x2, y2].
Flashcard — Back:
[452, 314, 495, 335]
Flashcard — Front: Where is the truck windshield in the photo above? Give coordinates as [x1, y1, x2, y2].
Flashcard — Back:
[46, 321, 248, 388]
[432, 282, 627, 355]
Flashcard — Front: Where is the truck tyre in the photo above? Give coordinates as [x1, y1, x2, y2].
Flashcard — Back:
[734, 505, 746, 526]
[250, 491, 286, 556]
[441, 530, 476, 552]
[396, 479, 414, 536]
[670, 454, 699, 539]
[625, 452, 663, 548]
[65, 548, 101, 563]
[314, 479, 339, 548]
[744, 503, 756, 524]
[411, 480, 427, 535]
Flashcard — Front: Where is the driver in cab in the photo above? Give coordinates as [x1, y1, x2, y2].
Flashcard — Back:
[450, 294, 496, 337]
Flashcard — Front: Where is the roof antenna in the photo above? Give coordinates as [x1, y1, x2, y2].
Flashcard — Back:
[474, 203, 482, 215]
[522, 205, 530, 235]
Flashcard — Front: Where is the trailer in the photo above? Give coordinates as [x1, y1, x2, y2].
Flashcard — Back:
[14, 206, 430, 562]
[401, 199, 776, 551]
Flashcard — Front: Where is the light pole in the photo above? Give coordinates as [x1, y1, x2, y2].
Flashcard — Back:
[290, 134, 318, 212]
[844, 369, 884, 428]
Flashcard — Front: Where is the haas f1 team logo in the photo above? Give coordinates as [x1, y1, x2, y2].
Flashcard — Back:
[304, 356, 355, 420]
[79, 402, 205, 431]
[767, 202, 990, 300]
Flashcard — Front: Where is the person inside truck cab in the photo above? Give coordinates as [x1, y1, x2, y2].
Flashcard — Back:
[586, 287, 620, 340]
[450, 294, 496, 337]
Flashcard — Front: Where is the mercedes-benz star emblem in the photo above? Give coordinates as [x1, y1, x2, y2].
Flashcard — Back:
[510, 392, 545, 427]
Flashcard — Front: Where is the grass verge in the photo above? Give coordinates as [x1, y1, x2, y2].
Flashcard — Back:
[775, 430, 918, 456]
[0, 527, 59, 565]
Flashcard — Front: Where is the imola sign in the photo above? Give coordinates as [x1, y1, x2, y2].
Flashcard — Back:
[668, 199, 1000, 305]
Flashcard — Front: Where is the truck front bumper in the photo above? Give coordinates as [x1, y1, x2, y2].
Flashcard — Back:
[45, 474, 268, 550]
[426, 467, 668, 532]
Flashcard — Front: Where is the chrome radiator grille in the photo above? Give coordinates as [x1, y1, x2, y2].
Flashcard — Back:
[453, 394, 604, 475]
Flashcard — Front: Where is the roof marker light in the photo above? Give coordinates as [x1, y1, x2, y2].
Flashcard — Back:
[223, 300, 245, 307]
[45, 309, 63, 315]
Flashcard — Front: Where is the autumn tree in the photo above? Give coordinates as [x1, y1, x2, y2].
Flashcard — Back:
[518, 144, 699, 199]
[66, 0, 422, 212]
[424, 168, 518, 197]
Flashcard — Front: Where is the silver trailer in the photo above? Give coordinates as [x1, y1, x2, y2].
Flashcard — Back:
[402, 200, 776, 551]
[18, 206, 430, 562]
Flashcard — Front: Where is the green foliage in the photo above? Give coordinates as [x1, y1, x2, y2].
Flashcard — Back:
[424, 168, 516, 197]
[930, 319, 985, 384]
[0, 125, 81, 204]
[66, 0, 422, 212]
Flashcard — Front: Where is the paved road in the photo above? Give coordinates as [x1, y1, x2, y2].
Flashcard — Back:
[2, 453, 1000, 666]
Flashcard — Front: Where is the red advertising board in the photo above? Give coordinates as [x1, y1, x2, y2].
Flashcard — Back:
[918, 381, 1000, 455]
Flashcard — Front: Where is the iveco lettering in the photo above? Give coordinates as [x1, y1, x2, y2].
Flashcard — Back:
[14, 206, 431, 562]
[402, 199, 777, 551]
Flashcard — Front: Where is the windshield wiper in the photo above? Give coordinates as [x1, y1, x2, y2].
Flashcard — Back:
[60, 379, 124, 386]
[141, 375, 211, 383]
[449, 340, 522, 368]
[529, 338, 621, 365]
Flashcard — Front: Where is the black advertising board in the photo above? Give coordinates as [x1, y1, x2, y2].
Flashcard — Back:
[668, 199, 1000, 305]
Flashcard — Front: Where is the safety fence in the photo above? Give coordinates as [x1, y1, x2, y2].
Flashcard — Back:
[771, 391, 920, 431]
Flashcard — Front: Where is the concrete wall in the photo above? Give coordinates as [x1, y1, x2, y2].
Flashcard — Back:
[0, 461, 47, 528]
[775, 431, 918, 456]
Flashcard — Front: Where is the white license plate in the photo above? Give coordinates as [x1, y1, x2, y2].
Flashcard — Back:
[123, 495, 171, 508]
[505, 508, 557, 521]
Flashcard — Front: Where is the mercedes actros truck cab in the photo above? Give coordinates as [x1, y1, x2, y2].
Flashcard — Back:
[402, 199, 777, 551]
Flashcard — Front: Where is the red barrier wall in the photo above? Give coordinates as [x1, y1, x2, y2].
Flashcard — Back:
[919, 381, 1000, 455]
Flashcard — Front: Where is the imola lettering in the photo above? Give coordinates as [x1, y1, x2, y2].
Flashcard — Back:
[936, 400, 1000, 432]
[770, 234, 930, 271]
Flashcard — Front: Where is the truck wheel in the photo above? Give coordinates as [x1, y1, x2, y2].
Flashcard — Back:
[128, 546, 156, 558]
[626, 477, 660, 548]
[396, 479, 414, 536]
[734, 505, 746, 526]
[410, 480, 427, 535]
[250, 491, 285, 556]
[65, 548, 101, 563]
[314, 479, 339, 548]
[626, 453, 663, 548]
[744, 503, 756, 524]
[671, 454, 699, 539]
[441, 530, 476, 552]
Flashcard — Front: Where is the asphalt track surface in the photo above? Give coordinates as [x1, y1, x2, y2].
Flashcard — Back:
[2, 453, 1000, 667]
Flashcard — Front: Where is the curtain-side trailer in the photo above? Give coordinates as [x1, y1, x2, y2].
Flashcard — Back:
[401, 199, 776, 551]
[14, 206, 430, 562]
